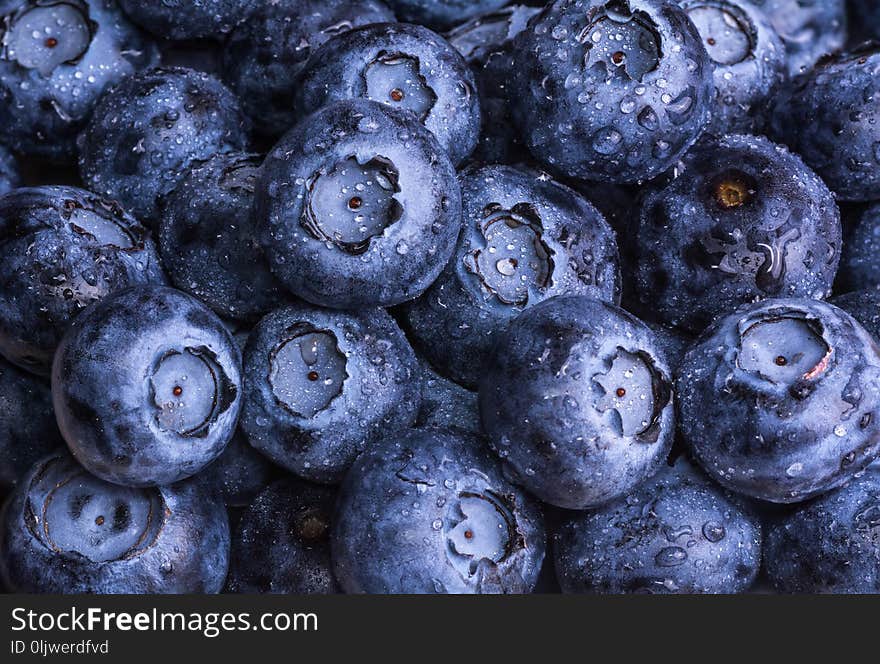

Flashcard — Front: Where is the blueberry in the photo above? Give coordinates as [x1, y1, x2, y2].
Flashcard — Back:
[554, 459, 762, 594]
[415, 361, 481, 436]
[199, 428, 276, 508]
[764, 466, 880, 593]
[118, 0, 258, 41]
[0, 145, 20, 195]
[0, 356, 63, 493]
[385, 0, 510, 31]
[446, 5, 540, 67]
[769, 45, 880, 202]
[0, 452, 230, 593]
[677, 297, 880, 503]
[510, 0, 714, 183]
[634, 134, 841, 334]
[0, 0, 158, 161]
[294, 22, 481, 166]
[0, 186, 167, 375]
[832, 289, 880, 344]
[226, 478, 339, 594]
[158, 152, 289, 322]
[78, 66, 250, 222]
[221, 0, 396, 137]
[400, 164, 621, 389]
[241, 303, 420, 483]
[838, 202, 880, 293]
[332, 428, 545, 593]
[751, 0, 846, 76]
[52, 285, 243, 487]
[256, 100, 461, 309]
[479, 295, 675, 510]
[677, 0, 787, 135]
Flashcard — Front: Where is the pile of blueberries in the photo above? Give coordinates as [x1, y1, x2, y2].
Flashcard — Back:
[1, 0, 880, 595]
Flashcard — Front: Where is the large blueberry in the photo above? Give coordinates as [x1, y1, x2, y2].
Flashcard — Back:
[386, 0, 510, 30]
[226, 478, 339, 594]
[510, 0, 714, 183]
[221, 0, 396, 137]
[0, 0, 158, 160]
[332, 428, 545, 594]
[52, 286, 242, 487]
[158, 152, 288, 322]
[678, 0, 787, 135]
[118, 0, 258, 41]
[400, 164, 621, 389]
[295, 22, 480, 166]
[78, 67, 250, 222]
[634, 135, 841, 334]
[256, 100, 461, 309]
[0, 145, 20, 195]
[479, 295, 675, 510]
[0, 356, 62, 493]
[764, 466, 880, 593]
[838, 202, 880, 293]
[0, 186, 167, 375]
[677, 298, 880, 503]
[769, 45, 880, 202]
[0, 452, 230, 593]
[241, 303, 419, 483]
[751, 0, 846, 75]
[554, 459, 762, 593]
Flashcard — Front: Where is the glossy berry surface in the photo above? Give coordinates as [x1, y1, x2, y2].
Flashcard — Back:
[332, 428, 546, 594]
[226, 478, 339, 594]
[838, 202, 880, 293]
[52, 286, 243, 487]
[554, 459, 762, 594]
[677, 298, 880, 503]
[0, 0, 158, 160]
[0, 452, 230, 593]
[634, 134, 841, 333]
[295, 22, 481, 166]
[414, 362, 480, 436]
[78, 67, 250, 222]
[401, 164, 621, 388]
[158, 152, 288, 321]
[510, 0, 714, 183]
[0, 186, 167, 375]
[200, 428, 275, 508]
[118, 0, 259, 41]
[386, 0, 510, 31]
[479, 295, 675, 510]
[240, 303, 420, 483]
[256, 100, 461, 309]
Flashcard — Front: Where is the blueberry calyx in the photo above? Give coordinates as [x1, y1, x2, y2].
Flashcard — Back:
[364, 52, 437, 121]
[579, 0, 662, 82]
[2, 1, 95, 77]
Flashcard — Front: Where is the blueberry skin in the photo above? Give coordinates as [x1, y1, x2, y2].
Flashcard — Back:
[0, 452, 230, 593]
[78, 67, 250, 222]
[241, 303, 420, 484]
[385, 0, 510, 30]
[479, 295, 675, 510]
[751, 0, 846, 76]
[295, 23, 481, 166]
[0, 356, 63, 493]
[256, 100, 462, 309]
[850, 1, 880, 43]
[678, 0, 787, 135]
[52, 286, 243, 487]
[768, 46, 880, 202]
[838, 202, 880, 293]
[332, 428, 546, 594]
[221, 0, 396, 137]
[832, 290, 880, 344]
[634, 134, 841, 334]
[0, 186, 167, 375]
[0, 145, 20, 195]
[677, 298, 880, 503]
[200, 429, 275, 508]
[400, 164, 621, 389]
[118, 0, 258, 41]
[446, 6, 542, 163]
[0, 0, 158, 161]
[226, 478, 339, 594]
[554, 459, 762, 594]
[158, 152, 288, 322]
[415, 361, 481, 436]
[764, 466, 880, 593]
[510, 0, 714, 184]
